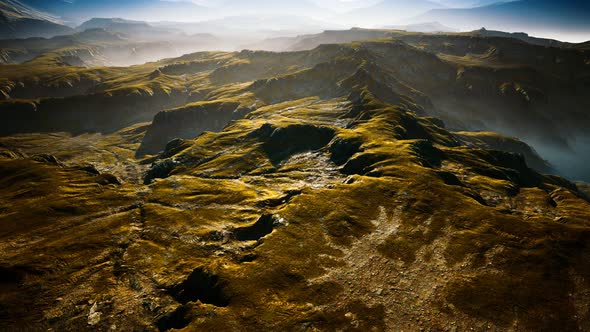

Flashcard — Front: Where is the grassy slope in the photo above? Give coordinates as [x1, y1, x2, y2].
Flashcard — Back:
[0, 32, 589, 331]
[1, 81, 589, 332]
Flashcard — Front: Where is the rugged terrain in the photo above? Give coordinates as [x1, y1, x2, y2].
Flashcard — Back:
[0, 20, 223, 67]
[1, 30, 590, 331]
[2, 28, 589, 178]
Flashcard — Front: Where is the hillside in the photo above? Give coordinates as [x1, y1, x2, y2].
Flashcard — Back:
[0, 0, 73, 39]
[253, 26, 587, 52]
[419, 0, 590, 39]
[2, 30, 590, 179]
[78, 17, 151, 32]
[0, 31, 590, 330]
[0, 26, 222, 67]
[471, 27, 573, 47]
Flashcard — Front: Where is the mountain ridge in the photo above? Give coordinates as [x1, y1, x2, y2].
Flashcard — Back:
[419, 0, 590, 40]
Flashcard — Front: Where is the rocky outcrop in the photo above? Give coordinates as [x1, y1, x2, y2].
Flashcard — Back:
[138, 101, 252, 156]
[253, 123, 336, 164]
[455, 131, 554, 174]
[250, 59, 359, 104]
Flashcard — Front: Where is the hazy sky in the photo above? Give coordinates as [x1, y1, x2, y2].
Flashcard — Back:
[29, 0, 590, 42]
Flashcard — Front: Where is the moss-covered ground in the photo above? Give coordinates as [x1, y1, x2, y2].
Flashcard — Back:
[0, 32, 589, 331]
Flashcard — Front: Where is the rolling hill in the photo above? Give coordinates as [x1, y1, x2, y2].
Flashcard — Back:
[2, 0, 590, 330]
[76, 18, 180, 40]
[1, 29, 589, 175]
[0, 30, 590, 331]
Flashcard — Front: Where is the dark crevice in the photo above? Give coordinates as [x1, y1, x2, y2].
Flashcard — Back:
[168, 268, 230, 307]
[238, 253, 258, 263]
[144, 159, 180, 184]
[250, 123, 336, 165]
[436, 171, 464, 187]
[0, 266, 25, 285]
[233, 214, 279, 241]
[329, 137, 363, 165]
[256, 190, 302, 208]
[156, 305, 192, 332]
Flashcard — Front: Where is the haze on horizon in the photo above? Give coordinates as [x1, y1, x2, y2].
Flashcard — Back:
[22, 0, 590, 43]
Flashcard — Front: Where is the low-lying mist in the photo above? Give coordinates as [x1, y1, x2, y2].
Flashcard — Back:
[532, 136, 590, 183]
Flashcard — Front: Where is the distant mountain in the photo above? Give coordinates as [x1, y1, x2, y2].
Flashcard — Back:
[242, 28, 395, 51]
[77, 18, 151, 31]
[419, 0, 590, 40]
[434, 0, 511, 7]
[0, 28, 126, 50]
[76, 18, 179, 40]
[335, 0, 444, 27]
[471, 27, 573, 47]
[21, 0, 212, 24]
[214, 0, 330, 18]
[0, 0, 73, 39]
[384, 22, 458, 33]
[155, 15, 334, 38]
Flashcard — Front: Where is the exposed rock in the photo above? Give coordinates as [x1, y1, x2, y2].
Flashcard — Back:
[95, 173, 121, 186]
[233, 214, 286, 241]
[256, 123, 335, 164]
[87, 302, 102, 326]
[32, 154, 62, 166]
[74, 164, 101, 175]
[144, 159, 180, 184]
[156, 304, 193, 332]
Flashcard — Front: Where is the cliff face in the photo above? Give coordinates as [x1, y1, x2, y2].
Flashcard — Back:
[138, 101, 253, 155]
[0, 90, 188, 135]
[454, 131, 554, 174]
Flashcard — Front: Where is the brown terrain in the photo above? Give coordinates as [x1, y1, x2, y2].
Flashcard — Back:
[0, 28, 589, 331]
